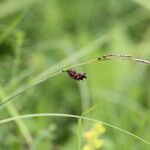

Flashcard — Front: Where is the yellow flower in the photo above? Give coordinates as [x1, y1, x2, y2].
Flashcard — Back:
[84, 131, 95, 140]
[82, 123, 106, 150]
[94, 139, 104, 149]
[83, 144, 94, 150]
[94, 123, 106, 135]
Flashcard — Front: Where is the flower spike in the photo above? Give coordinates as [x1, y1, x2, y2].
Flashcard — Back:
[67, 70, 87, 81]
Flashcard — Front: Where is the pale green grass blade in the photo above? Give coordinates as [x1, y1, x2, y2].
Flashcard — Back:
[78, 118, 82, 150]
[0, 35, 110, 110]
[0, 53, 150, 110]
[0, 86, 33, 145]
[33, 34, 110, 82]
[0, 71, 62, 110]
[0, 113, 149, 145]
[6, 69, 33, 90]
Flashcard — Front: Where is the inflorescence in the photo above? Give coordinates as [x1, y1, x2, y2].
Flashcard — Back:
[62, 54, 150, 81]
[67, 69, 87, 81]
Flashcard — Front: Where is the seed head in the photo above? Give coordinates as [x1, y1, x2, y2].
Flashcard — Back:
[67, 70, 87, 81]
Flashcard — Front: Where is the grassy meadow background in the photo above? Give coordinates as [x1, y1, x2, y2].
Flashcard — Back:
[0, 0, 150, 149]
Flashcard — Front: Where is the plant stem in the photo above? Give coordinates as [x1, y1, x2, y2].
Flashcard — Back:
[0, 86, 33, 145]
[0, 54, 149, 110]
[0, 113, 149, 145]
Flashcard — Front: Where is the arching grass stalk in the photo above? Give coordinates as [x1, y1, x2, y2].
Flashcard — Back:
[0, 113, 149, 145]
[62, 54, 150, 72]
[0, 54, 149, 110]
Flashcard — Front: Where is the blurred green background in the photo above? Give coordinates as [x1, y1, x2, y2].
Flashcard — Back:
[0, 0, 150, 149]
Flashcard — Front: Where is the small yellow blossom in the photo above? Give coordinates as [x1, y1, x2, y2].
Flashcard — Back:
[94, 139, 104, 149]
[83, 144, 94, 150]
[94, 123, 106, 134]
[84, 131, 95, 140]
[82, 123, 106, 150]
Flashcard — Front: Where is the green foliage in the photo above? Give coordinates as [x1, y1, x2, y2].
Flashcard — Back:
[0, 0, 150, 149]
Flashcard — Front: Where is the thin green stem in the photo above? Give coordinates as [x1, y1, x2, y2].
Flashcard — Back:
[0, 71, 62, 110]
[78, 118, 82, 150]
[97, 54, 150, 64]
[0, 86, 33, 145]
[62, 58, 98, 72]
[0, 113, 149, 145]
[0, 54, 149, 110]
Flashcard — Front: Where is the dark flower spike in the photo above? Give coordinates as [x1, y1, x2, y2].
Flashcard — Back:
[67, 69, 87, 81]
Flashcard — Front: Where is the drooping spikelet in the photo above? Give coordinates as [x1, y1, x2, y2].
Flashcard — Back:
[67, 70, 87, 81]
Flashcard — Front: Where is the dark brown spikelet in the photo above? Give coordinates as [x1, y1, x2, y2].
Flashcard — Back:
[67, 70, 87, 81]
